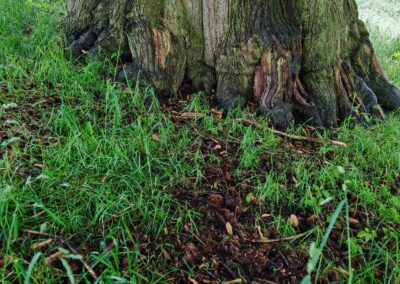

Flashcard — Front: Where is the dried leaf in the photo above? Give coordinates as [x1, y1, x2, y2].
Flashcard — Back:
[289, 214, 299, 227]
[348, 217, 359, 225]
[211, 109, 223, 119]
[292, 176, 299, 186]
[226, 222, 233, 235]
[307, 214, 320, 225]
[34, 163, 45, 169]
[152, 133, 160, 142]
[162, 250, 171, 260]
[213, 144, 222, 150]
[0, 255, 12, 266]
[257, 225, 264, 239]
[188, 276, 199, 284]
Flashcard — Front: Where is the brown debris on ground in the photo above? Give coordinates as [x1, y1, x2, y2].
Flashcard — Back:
[3, 90, 399, 283]
[1, 91, 61, 177]
[167, 122, 311, 283]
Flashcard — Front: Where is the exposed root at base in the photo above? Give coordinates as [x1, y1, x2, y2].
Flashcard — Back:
[252, 45, 399, 128]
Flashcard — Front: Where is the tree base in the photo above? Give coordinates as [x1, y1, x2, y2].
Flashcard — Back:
[65, 0, 400, 128]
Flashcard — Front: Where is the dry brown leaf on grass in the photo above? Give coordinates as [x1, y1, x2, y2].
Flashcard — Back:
[33, 163, 45, 169]
[226, 222, 233, 235]
[188, 276, 200, 284]
[211, 108, 223, 119]
[348, 217, 360, 225]
[257, 225, 264, 239]
[213, 144, 222, 150]
[0, 256, 12, 266]
[289, 214, 300, 227]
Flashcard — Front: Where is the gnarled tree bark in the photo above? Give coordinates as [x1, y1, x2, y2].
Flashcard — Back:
[65, 0, 400, 128]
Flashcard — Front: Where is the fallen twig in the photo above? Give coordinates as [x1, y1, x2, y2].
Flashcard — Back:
[173, 113, 347, 147]
[252, 231, 309, 244]
[23, 230, 56, 238]
[66, 243, 98, 280]
[45, 251, 65, 265]
[230, 118, 347, 147]
[24, 230, 99, 279]
[184, 224, 206, 246]
[180, 112, 205, 118]
[31, 239, 53, 250]
[61, 216, 114, 244]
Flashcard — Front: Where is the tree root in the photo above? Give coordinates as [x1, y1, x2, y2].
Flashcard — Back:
[252, 46, 320, 128]
[68, 31, 98, 58]
[250, 43, 399, 128]
[334, 60, 385, 120]
[254, 47, 313, 111]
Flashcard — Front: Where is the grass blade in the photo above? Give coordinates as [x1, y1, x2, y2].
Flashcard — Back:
[24, 253, 41, 284]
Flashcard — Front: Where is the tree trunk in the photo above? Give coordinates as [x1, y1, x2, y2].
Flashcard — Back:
[65, 0, 400, 128]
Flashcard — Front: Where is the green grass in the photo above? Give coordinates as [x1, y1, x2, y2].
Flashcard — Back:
[1, 0, 400, 283]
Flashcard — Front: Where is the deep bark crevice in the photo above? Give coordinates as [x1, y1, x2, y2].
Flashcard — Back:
[65, 0, 400, 128]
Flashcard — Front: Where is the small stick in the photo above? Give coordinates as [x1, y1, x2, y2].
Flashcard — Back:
[24, 230, 98, 279]
[252, 231, 309, 244]
[180, 112, 205, 118]
[277, 250, 289, 267]
[230, 118, 347, 147]
[220, 260, 239, 279]
[45, 251, 65, 265]
[60, 205, 134, 244]
[184, 224, 206, 246]
[66, 243, 99, 280]
[31, 239, 53, 250]
[24, 230, 55, 238]
[61, 216, 114, 244]
[174, 114, 347, 147]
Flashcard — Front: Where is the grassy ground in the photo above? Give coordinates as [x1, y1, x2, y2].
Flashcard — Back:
[1, 1, 399, 283]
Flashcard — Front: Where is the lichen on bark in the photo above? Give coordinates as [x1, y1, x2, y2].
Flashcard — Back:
[65, 0, 400, 128]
